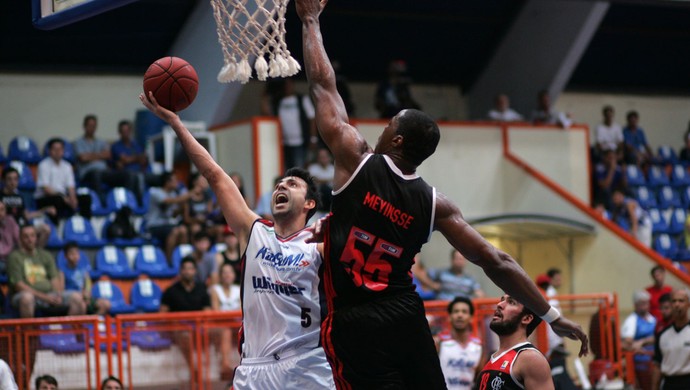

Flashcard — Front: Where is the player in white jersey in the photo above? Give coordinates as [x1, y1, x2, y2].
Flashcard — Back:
[140, 94, 335, 389]
[438, 296, 485, 390]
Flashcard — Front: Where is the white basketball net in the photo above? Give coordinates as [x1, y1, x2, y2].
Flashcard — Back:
[211, 0, 301, 84]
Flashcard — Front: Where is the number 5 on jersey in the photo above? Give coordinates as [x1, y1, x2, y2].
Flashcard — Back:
[339, 226, 402, 291]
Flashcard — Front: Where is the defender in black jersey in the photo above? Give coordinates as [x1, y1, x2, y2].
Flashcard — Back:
[296, 0, 588, 387]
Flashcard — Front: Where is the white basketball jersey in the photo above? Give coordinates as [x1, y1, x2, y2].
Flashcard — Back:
[439, 336, 483, 390]
[240, 220, 324, 359]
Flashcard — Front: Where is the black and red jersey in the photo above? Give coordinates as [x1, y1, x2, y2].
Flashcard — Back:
[474, 342, 539, 390]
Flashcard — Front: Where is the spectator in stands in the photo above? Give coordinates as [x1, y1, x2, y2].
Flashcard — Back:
[182, 173, 213, 237]
[145, 172, 191, 260]
[110, 119, 148, 202]
[646, 266, 673, 323]
[0, 358, 17, 390]
[73, 114, 136, 197]
[679, 122, 690, 165]
[189, 231, 218, 286]
[160, 257, 211, 312]
[623, 111, 654, 166]
[35, 374, 58, 390]
[307, 148, 334, 212]
[594, 149, 627, 209]
[1, 167, 52, 247]
[595, 105, 624, 159]
[254, 177, 280, 220]
[530, 90, 572, 128]
[427, 250, 485, 301]
[654, 292, 673, 335]
[215, 226, 241, 284]
[0, 202, 19, 273]
[332, 60, 356, 116]
[8, 225, 85, 318]
[60, 241, 110, 316]
[211, 262, 241, 376]
[34, 138, 87, 225]
[101, 375, 123, 390]
[621, 290, 656, 390]
[410, 255, 437, 300]
[375, 59, 421, 119]
[611, 187, 652, 247]
[229, 172, 252, 208]
[487, 93, 523, 122]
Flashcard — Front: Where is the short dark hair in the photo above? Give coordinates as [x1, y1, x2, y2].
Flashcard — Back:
[395, 109, 440, 166]
[36, 374, 58, 388]
[118, 120, 132, 132]
[188, 172, 202, 189]
[19, 224, 36, 234]
[63, 241, 79, 253]
[193, 231, 211, 242]
[101, 375, 123, 388]
[83, 114, 97, 126]
[282, 167, 320, 221]
[521, 306, 543, 337]
[160, 172, 174, 186]
[659, 292, 672, 304]
[651, 265, 664, 276]
[1, 166, 18, 180]
[602, 105, 614, 115]
[448, 296, 474, 316]
[46, 137, 64, 150]
[546, 268, 561, 279]
[627, 110, 639, 121]
[180, 256, 197, 270]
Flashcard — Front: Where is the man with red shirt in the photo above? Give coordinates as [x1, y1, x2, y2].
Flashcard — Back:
[646, 266, 673, 322]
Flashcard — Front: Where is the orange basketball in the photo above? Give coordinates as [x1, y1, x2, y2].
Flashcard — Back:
[143, 57, 199, 112]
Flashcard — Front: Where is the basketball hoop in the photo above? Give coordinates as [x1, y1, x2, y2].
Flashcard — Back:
[210, 0, 301, 84]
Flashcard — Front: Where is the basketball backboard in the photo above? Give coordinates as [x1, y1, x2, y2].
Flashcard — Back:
[32, 0, 140, 30]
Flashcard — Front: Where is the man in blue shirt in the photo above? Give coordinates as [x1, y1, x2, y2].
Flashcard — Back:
[623, 111, 654, 165]
[110, 120, 149, 203]
[427, 250, 485, 301]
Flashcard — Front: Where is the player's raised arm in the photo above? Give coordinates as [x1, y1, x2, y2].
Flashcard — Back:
[139, 92, 258, 242]
[434, 192, 589, 356]
[296, 0, 370, 184]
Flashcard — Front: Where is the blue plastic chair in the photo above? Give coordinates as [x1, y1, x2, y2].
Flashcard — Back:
[39, 325, 86, 354]
[95, 246, 139, 279]
[658, 186, 682, 209]
[63, 216, 105, 248]
[8, 136, 41, 164]
[171, 244, 194, 271]
[658, 145, 678, 165]
[647, 166, 670, 188]
[667, 208, 687, 236]
[40, 218, 65, 250]
[106, 187, 144, 214]
[648, 209, 669, 235]
[8, 160, 36, 191]
[633, 186, 657, 210]
[76, 187, 110, 216]
[91, 280, 136, 315]
[134, 245, 176, 278]
[654, 234, 678, 259]
[671, 165, 690, 187]
[42, 138, 76, 164]
[625, 165, 646, 187]
[130, 278, 163, 312]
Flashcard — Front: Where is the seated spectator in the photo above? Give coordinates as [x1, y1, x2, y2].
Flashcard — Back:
[679, 124, 690, 165]
[210, 262, 241, 312]
[110, 120, 149, 203]
[595, 105, 624, 159]
[0, 202, 19, 273]
[0, 358, 17, 390]
[594, 149, 626, 209]
[160, 257, 211, 312]
[530, 89, 572, 128]
[1, 167, 52, 247]
[101, 376, 123, 390]
[8, 225, 85, 318]
[35, 374, 58, 390]
[611, 187, 651, 247]
[189, 232, 217, 286]
[60, 242, 110, 316]
[182, 173, 213, 237]
[410, 255, 437, 300]
[307, 148, 334, 212]
[254, 177, 280, 220]
[215, 226, 241, 284]
[73, 114, 136, 198]
[487, 93, 523, 122]
[621, 290, 656, 390]
[34, 138, 90, 224]
[427, 250, 485, 301]
[375, 60, 421, 119]
[145, 172, 191, 260]
[623, 111, 654, 166]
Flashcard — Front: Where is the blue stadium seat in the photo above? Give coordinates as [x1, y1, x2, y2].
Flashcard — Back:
[0, 143, 6, 164]
[130, 278, 163, 312]
[106, 187, 144, 214]
[91, 280, 136, 315]
[647, 166, 670, 188]
[648, 209, 670, 235]
[8, 160, 36, 191]
[77, 187, 110, 216]
[56, 247, 100, 280]
[8, 136, 41, 164]
[63, 216, 105, 248]
[667, 208, 687, 236]
[625, 165, 646, 187]
[658, 145, 679, 165]
[39, 325, 85, 354]
[171, 244, 194, 271]
[134, 245, 176, 278]
[657, 186, 682, 209]
[633, 186, 657, 210]
[42, 138, 76, 164]
[671, 164, 690, 187]
[40, 218, 65, 250]
[95, 246, 138, 279]
[654, 234, 678, 259]
[101, 218, 145, 247]
[130, 330, 172, 350]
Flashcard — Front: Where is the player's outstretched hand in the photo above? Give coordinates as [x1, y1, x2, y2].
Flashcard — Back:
[550, 316, 589, 357]
[295, 0, 327, 21]
[140, 91, 178, 124]
[305, 213, 330, 244]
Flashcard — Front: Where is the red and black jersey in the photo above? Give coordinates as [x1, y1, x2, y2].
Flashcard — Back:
[474, 342, 538, 390]
[325, 153, 435, 310]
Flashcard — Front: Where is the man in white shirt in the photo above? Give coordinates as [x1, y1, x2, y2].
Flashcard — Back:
[595, 105, 624, 155]
[34, 138, 84, 225]
[277, 79, 317, 169]
[487, 94, 523, 122]
[307, 148, 335, 212]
